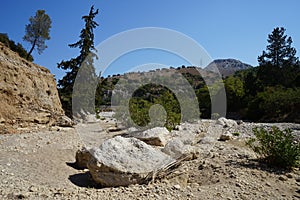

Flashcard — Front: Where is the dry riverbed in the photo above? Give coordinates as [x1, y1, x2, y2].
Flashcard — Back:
[0, 118, 300, 199]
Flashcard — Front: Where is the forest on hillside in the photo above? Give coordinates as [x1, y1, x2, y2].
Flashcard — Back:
[93, 27, 300, 130]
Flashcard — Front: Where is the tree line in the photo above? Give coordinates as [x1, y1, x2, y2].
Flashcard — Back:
[225, 27, 300, 122]
[95, 27, 300, 128]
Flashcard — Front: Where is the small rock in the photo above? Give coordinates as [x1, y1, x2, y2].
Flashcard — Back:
[55, 115, 74, 127]
[0, 117, 5, 124]
[235, 182, 242, 187]
[16, 192, 30, 199]
[219, 132, 233, 141]
[216, 117, 237, 128]
[173, 184, 181, 190]
[237, 120, 243, 125]
[129, 127, 170, 146]
[162, 138, 199, 160]
[107, 127, 122, 132]
[29, 185, 38, 192]
[265, 182, 271, 187]
[286, 173, 293, 179]
[279, 176, 287, 181]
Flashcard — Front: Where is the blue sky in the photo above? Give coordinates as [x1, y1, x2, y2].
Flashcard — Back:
[1, 0, 300, 79]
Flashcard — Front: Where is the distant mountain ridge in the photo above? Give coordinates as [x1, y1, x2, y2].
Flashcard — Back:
[205, 59, 252, 77]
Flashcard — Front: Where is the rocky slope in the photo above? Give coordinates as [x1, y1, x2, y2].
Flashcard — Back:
[205, 59, 252, 77]
[0, 42, 66, 133]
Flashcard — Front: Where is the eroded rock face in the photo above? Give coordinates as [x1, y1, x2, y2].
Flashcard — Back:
[88, 136, 175, 187]
[0, 42, 66, 130]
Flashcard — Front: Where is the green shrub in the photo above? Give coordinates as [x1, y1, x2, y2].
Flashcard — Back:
[246, 126, 300, 168]
[232, 132, 240, 136]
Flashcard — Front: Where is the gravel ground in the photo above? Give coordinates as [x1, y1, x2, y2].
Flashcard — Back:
[0, 119, 300, 199]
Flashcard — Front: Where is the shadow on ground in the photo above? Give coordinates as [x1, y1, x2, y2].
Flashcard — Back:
[225, 158, 292, 175]
[68, 171, 100, 188]
[66, 162, 101, 188]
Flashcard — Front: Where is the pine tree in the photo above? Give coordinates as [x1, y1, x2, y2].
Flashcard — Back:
[257, 27, 299, 86]
[258, 27, 299, 68]
[23, 10, 51, 60]
[58, 6, 99, 117]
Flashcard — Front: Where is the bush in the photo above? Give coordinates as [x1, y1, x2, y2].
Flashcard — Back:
[246, 126, 300, 168]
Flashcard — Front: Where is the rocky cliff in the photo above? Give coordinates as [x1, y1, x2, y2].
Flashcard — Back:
[0, 42, 67, 132]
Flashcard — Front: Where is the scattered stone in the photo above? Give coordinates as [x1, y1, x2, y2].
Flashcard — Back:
[108, 127, 122, 132]
[15, 192, 29, 199]
[173, 184, 181, 190]
[235, 182, 242, 187]
[237, 120, 243, 125]
[0, 117, 5, 124]
[88, 136, 175, 187]
[219, 131, 234, 141]
[55, 115, 74, 127]
[286, 173, 293, 179]
[129, 127, 170, 146]
[216, 117, 238, 128]
[29, 185, 38, 192]
[198, 136, 216, 144]
[162, 138, 199, 160]
[265, 182, 271, 187]
[279, 176, 287, 181]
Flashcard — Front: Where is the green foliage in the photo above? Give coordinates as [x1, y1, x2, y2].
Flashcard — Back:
[0, 33, 33, 61]
[128, 85, 181, 131]
[224, 76, 245, 111]
[224, 27, 300, 122]
[58, 6, 99, 117]
[196, 86, 211, 118]
[246, 127, 300, 168]
[23, 10, 51, 59]
[247, 87, 300, 121]
[232, 132, 240, 136]
[96, 27, 300, 124]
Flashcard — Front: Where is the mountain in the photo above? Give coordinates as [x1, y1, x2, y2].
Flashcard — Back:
[205, 59, 252, 77]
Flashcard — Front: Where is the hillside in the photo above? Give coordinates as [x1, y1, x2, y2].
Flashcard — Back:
[0, 42, 68, 133]
[205, 59, 252, 77]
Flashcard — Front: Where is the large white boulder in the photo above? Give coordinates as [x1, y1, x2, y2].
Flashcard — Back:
[87, 136, 175, 187]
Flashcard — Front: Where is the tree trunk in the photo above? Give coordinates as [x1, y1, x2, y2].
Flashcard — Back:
[26, 38, 37, 60]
